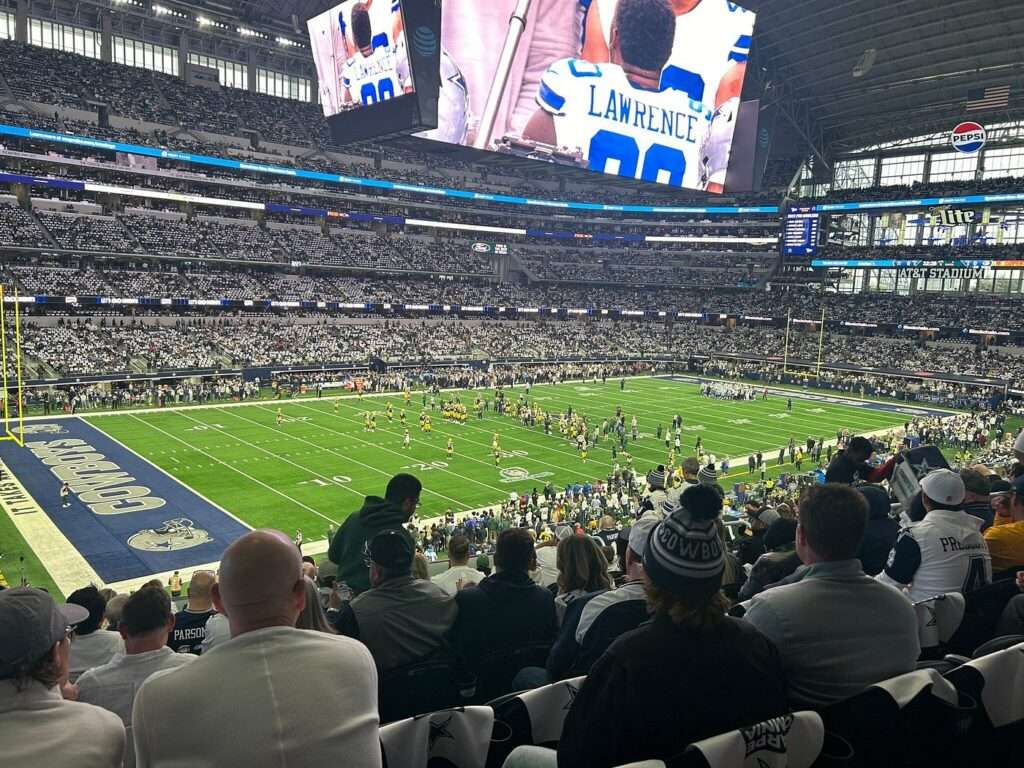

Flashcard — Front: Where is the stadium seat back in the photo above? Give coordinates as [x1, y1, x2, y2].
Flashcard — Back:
[378, 657, 463, 724]
[381, 706, 494, 768]
[473, 641, 552, 704]
[945, 579, 1020, 656]
[674, 711, 836, 768]
[945, 641, 1024, 765]
[972, 633, 1024, 658]
[914, 592, 965, 656]
[819, 669, 974, 768]
[485, 676, 584, 768]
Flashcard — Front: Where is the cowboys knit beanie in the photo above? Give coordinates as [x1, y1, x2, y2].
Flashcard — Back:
[698, 464, 719, 486]
[643, 485, 725, 600]
[647, 466, 667, 490]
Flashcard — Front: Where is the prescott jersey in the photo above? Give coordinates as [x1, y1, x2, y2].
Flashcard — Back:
[588, 0, 754, 105]
[876, 508, 992, 603]
[537, 57, 711, 188]
[343, 43, 409, 106]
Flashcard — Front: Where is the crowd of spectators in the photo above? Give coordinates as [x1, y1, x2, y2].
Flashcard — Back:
[0, 39, 776, 211]
[16, 316, 1024, 385]
[7, 425, 1022, 766]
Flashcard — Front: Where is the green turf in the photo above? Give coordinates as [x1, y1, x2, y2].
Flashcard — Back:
[0, 511, 64, 597]
[83, 377, 915, 544]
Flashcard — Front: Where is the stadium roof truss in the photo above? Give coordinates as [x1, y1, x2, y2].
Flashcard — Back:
[753, 0, 1024, 156]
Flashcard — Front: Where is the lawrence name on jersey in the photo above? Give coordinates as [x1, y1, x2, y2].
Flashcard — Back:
[341, 2, 411, 106]
[524, 56, 710, 188]
[524, 0, 711, 189]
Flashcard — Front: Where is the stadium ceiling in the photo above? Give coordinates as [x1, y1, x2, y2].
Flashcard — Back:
[753, 0, 1024, 156]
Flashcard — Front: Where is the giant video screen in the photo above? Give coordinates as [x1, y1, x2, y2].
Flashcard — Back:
[308, 0, 414, 118]
[419, 0, 756, 193]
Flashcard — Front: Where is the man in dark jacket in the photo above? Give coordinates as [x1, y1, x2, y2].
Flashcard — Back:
[327, 473, 421, 594]
[738, 518, 801, 600]
[451, 527, 557, 698]
[825, 436, 896, 485]
[856, 484, 899, 576]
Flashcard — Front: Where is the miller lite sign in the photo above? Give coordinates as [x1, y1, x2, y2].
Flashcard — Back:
[951, 122, 986, 153]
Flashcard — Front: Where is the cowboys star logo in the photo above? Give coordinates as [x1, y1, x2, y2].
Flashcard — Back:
[427, 714, 455, 750]
[19, 423, 67, 435]
[562, 680, 579, 711]
[128, 518, 212, 552]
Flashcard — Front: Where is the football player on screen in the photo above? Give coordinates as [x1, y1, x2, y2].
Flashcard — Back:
[580, 0, 754, 191]
[419, 49, 472, 145]
[341, 2, 412, 107]
[522, 0, 711, 189]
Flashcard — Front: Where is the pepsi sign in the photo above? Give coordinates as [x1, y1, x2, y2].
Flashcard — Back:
[951, 122, 986, 153]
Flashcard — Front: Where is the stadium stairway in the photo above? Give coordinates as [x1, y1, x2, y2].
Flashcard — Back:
[27, 207, 60, 248]
[148, 71, 177, 125]
[113, 214, 147, 252]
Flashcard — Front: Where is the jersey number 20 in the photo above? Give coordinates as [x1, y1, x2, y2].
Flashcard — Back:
[588, 129, 687, 186]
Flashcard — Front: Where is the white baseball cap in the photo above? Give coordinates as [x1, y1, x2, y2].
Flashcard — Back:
[628, 515, 660, 557]
[1014, 430, 1024, 454]
[920, 468, 966, 508]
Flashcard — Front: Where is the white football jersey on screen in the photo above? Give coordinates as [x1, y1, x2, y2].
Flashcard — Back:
[419, 48, 471, 144]
[342, 46, 407, 105]
[592, 0, 754, 106]
[537, 57, 711, 189]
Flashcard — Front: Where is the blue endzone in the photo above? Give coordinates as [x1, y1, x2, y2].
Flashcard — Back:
[0, 418, 250, 582]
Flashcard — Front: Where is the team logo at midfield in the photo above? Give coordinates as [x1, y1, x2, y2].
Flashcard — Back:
[951, 122, 986, 153]
[128, 518, 212, 552]
[19, 423, 67, 435]
[498, 466, 554, 484]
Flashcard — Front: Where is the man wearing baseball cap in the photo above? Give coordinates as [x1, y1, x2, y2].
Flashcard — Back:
[0, 587, 126, 767]
[983, 474, 1024, 575]
[877, 468, 992, 602]
[557, 486, 787, 768]
[1014, 429, 1024, 464]
[332, 527, 456, 672]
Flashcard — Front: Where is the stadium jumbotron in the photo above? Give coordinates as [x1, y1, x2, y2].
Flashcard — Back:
[0, 0, 1023, 765]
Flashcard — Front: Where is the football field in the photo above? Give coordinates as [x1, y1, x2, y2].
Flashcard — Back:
[0, 376, 957, 595]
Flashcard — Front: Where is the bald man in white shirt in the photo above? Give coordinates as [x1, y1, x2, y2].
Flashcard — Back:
[132, 530, 381, 768]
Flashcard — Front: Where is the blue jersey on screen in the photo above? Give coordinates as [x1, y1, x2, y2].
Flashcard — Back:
[537, 58, 711, 189]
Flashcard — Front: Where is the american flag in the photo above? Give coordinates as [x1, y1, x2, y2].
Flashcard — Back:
[966, 86, 1010, 111]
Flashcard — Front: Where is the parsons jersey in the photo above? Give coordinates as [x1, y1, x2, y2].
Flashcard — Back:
[589, 0, 754, 106]
[342, 44, 409, 105]
[537, 57, 711, 189]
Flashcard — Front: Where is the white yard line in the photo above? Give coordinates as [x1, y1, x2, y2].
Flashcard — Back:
[126, 413, 343, 527]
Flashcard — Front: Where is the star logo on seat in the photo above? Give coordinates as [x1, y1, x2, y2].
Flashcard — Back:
[428, 715, 455, 750]
[562, 681, 579, 711]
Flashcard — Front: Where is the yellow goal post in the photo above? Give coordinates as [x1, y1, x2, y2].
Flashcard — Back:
[0, 285, 26, 447]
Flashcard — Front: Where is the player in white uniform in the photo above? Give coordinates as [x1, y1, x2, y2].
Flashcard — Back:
[581, 0, 753, 107]
[580, 0, 754, 190]
[523, 0, 710, 189]
[342, 3, 411, 106]
[418, 48, 471, 144]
